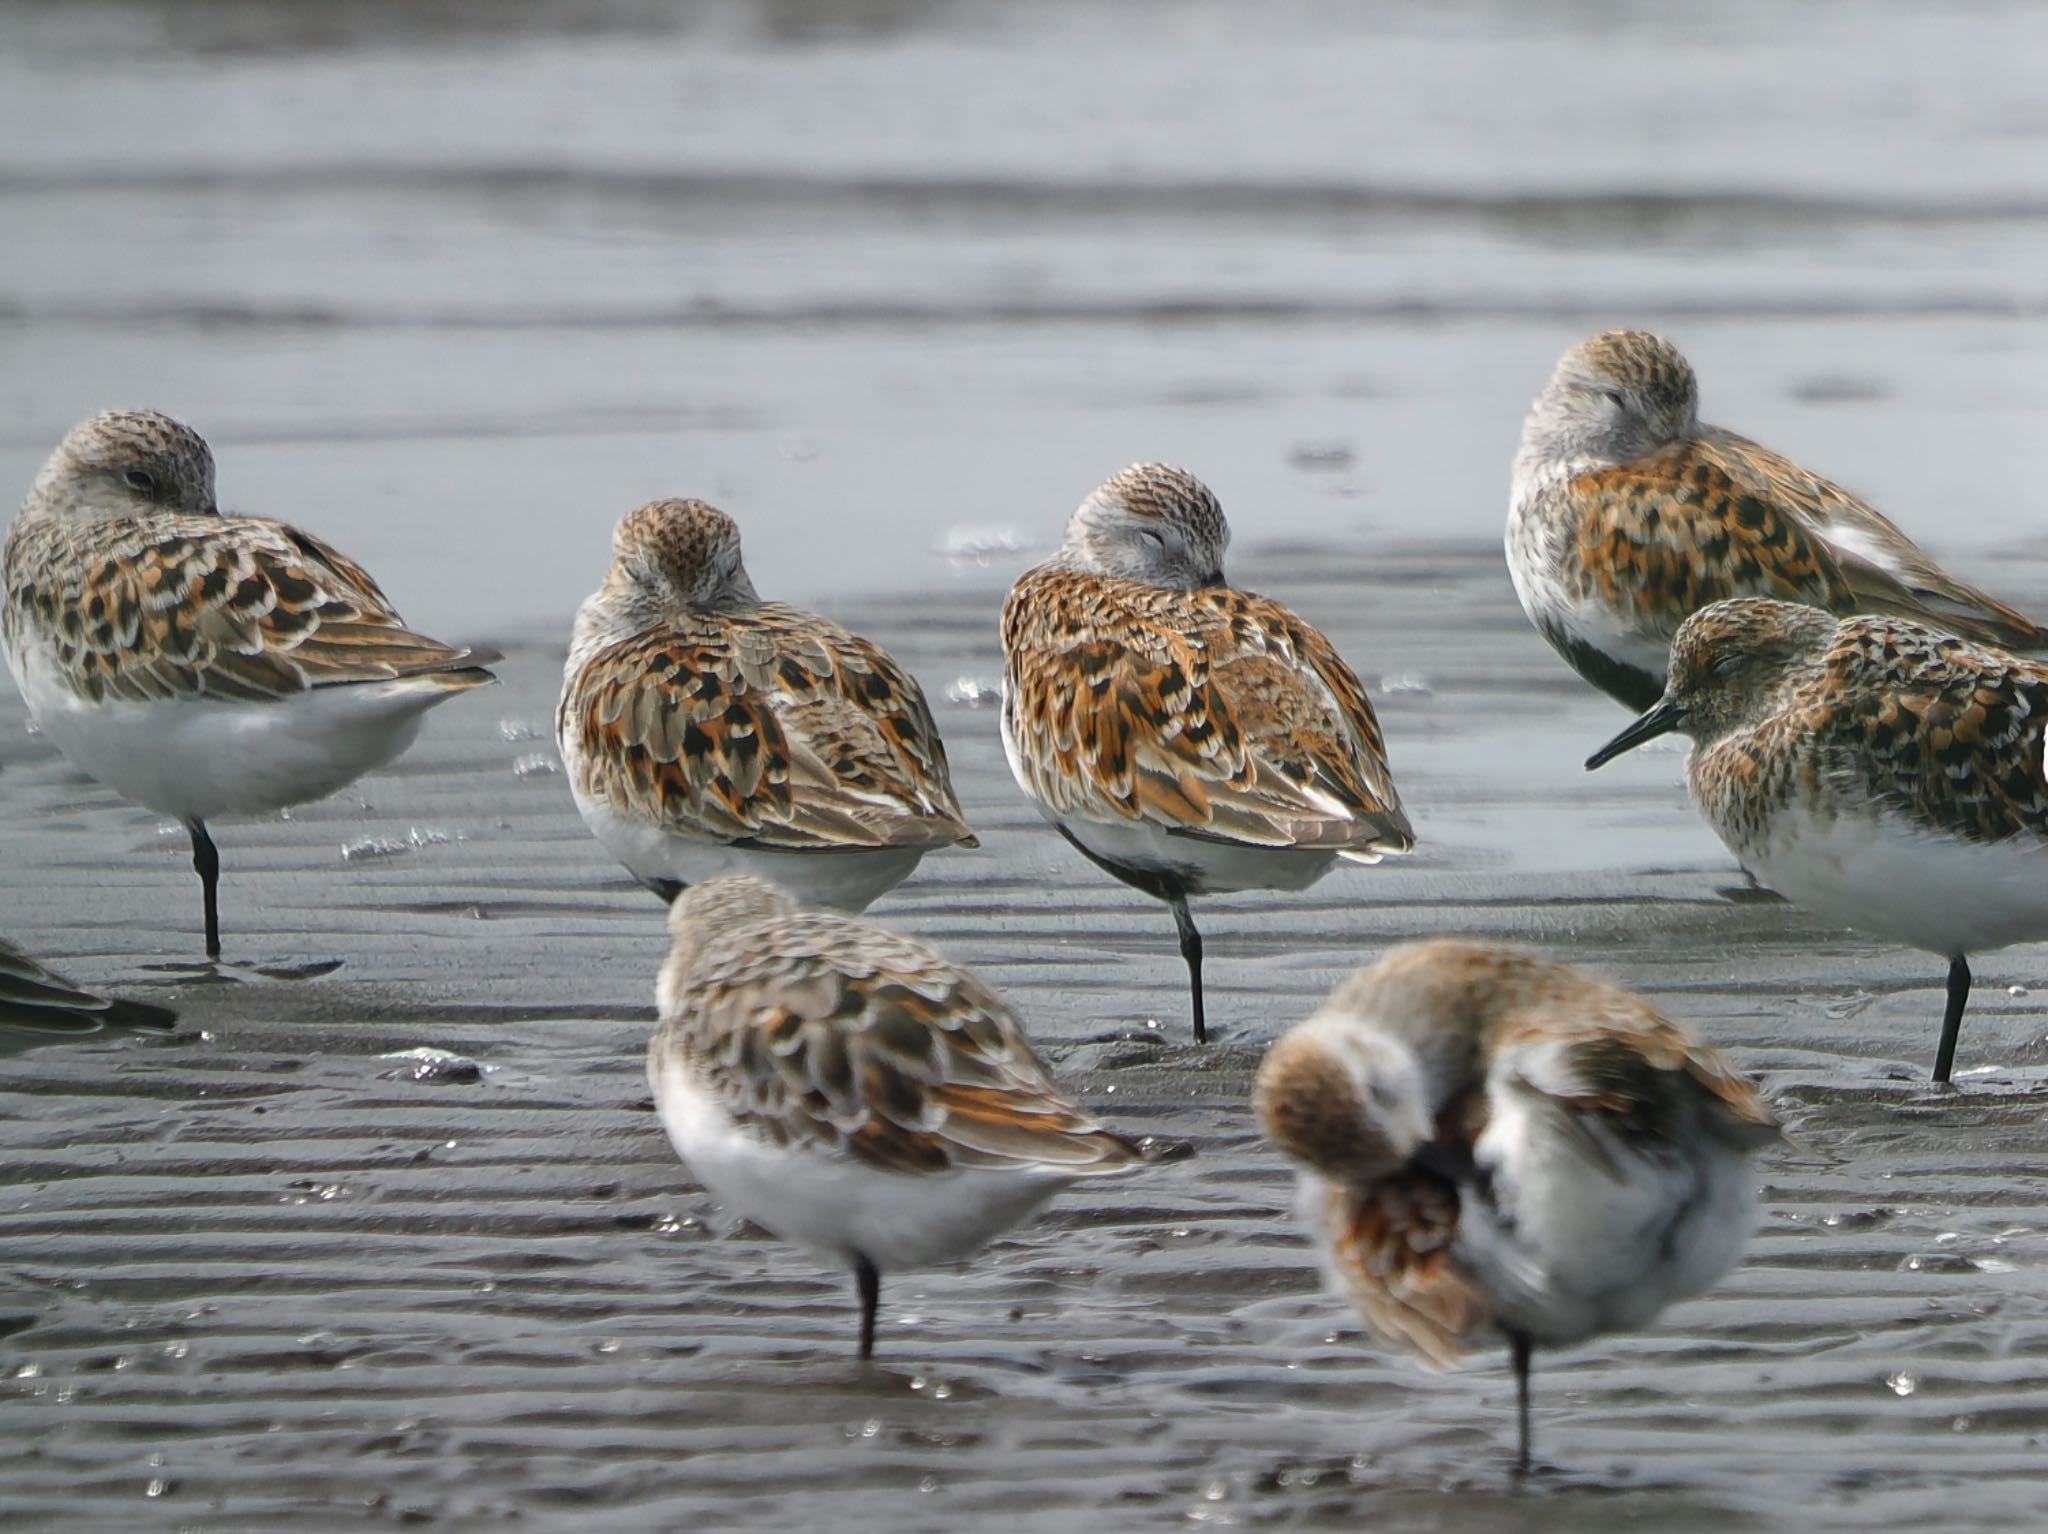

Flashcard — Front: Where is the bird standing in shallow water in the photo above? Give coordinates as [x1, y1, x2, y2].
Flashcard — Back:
[648, 876, 1142, 1357]
[1589, 596, 2048, 1084]
[1000, 463, 1412, 1043]
[558, 499, 975, 914]
[1256, 938, 1776, 1472]
[1508, 329, 2045, 711]
[1, 409, 497, 961]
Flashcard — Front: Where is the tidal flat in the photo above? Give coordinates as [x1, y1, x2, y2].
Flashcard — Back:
[4, 1, 2048, 1527]
[3, 545, 2048, 1531]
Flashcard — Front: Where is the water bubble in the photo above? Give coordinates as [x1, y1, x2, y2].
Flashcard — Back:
[860, 1418, 882, 1439]
[498, 719, 544, 743]
[2008, 984, 2029, 997]
[15, 1362, 40, 1379]
[341, 827, 458, 862]
[918, 1476, 939, 1494]
[1379, 673, 1433, 697]
[595, 1339, 621, 1355]
[1886, 1371, 1917, 1397]
[512, 752, 559, 779]
[162, 1341, 189, 1360]
[379, 1047, 484, 1085]
[145, 1479, 169, 1498]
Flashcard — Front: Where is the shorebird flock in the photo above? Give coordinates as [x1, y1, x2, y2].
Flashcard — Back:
[5, 328, 2042, 1473]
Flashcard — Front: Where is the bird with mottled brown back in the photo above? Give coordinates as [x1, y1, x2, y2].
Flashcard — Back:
[1002, 462, 1412, 1043]
[2, 408, 498, 961]
[1589, 595, 2048, 1083]
[648, 875, 1144, 1359]
[558, 497, 975, 914]
[1508, 329, 2046, 711]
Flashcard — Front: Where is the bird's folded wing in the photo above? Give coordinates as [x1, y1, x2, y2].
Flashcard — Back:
[1567, 448, 1852, 634]
[11, 514, 493, 704]
[1320, 1172, 1490, 1368]
[562, 614, 973, 851]
[1495, 1007, 1781, 1154]
[1798, 617, 2048, 846]
[1002, 580, 1410, 852]
[677, 936, 1142, 1176]
[1697, 431, 2047, 650]
[0, 941, 176, 1034]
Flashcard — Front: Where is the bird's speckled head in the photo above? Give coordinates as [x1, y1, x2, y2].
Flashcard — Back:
[1519, 330, 1701, 474]
[1587, 597, 1837, 768]
[1057, 463, 1230, 590]
[25, 409, 218, 522]
[1254, 1017, 1433, 1185]
[609, 498, 761, 614]
[656, 875, 796, 1017]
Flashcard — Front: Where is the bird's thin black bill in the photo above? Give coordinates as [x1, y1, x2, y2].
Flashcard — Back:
[1585, 699, 1683, 771]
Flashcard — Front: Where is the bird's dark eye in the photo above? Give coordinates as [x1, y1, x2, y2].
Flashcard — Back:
[1601, 389, 1627, 409]
[1710, 651, 1746, 677]
[122, 468, 158, 497]
[1137, 528, 1166, 551]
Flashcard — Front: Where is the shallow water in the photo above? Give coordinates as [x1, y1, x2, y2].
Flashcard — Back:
[4, 2, 2048, 1530]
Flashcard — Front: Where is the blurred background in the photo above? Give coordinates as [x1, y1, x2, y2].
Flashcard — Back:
[2, 0, 2045, 631]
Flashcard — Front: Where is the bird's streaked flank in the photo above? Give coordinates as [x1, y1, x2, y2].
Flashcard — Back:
[648, 875, 1142, 1358]
[1589, 595, 2048, 1084]
[1001, 463, 1412, 1042]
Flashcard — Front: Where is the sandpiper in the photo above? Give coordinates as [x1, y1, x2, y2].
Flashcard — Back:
[1000, 463, 1412, 1042]
[1508, 329, 2044, 711]
[557, 499, 975, 913]
[0, 938, 176, 1037]
[648, 875, 1143, 1357]
[1589, 596, 2048, 1083]
[1256, 938, 1777, 1471]
[2, 409, 497, 959]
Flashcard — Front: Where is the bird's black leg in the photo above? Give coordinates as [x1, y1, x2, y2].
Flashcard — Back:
[1509, 1330, 1534, 1475]
[1169, 895, 1206, 1044]
[187, 820, 222, 961]
[854, 1254, 880, 1360]
[1932, 955, 1971, 1085]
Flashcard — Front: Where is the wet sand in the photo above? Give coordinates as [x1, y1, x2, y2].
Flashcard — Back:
[4, 543, 2048, 1531]
[5, 0, 2048, 1528]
